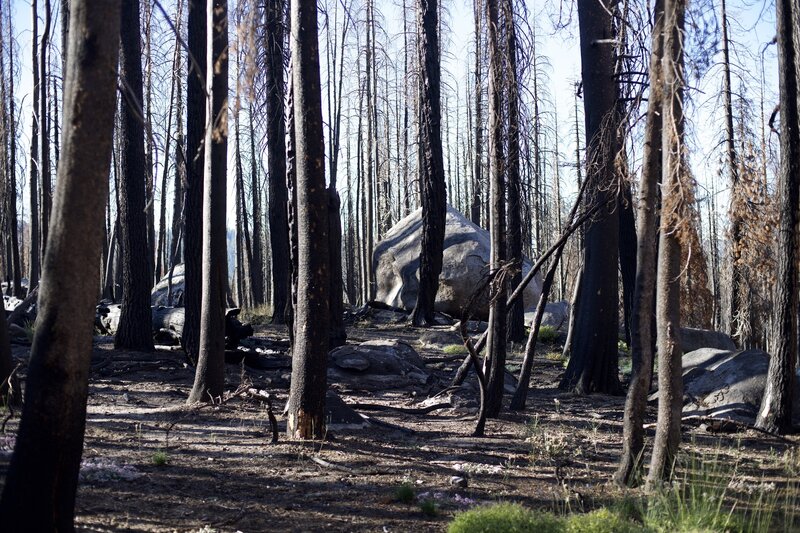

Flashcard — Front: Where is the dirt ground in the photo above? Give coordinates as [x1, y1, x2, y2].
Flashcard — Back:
[0, 318, 798, 532]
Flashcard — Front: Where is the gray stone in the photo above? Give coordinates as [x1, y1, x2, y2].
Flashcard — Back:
[450, 476, 468, 488]
[151, 264, 185, 306]
[653, 347, 800, 424]
[373, 205, 542, 319]
[524, 301, 570, 332]
[419, 330, 463, 349]
[328, 340, 430, 391]
[680, 327, 736, 354]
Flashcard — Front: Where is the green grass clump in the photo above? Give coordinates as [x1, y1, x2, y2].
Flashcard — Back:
[448, 503, 562, 533]
[565, 508, 641, 533]
[443, 344, 468, 355]
[394, 483, 415, 504]
[240, 304, 273, 325]
[537, 325, 558, 343]
[420, 499, 438, 517]
[152, 451, 169, 466]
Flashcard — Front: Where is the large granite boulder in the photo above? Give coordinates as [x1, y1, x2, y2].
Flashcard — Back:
[328, 339, 431, 391]
[655, 348, 800, 424]
[373, 206, 542, 318]
[680, 327, 736, 354]
[525, 300, 570, 331]
[151, 264, 185, 306]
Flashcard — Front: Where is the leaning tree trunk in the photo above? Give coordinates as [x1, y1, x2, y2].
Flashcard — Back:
[614, 0, 665, 487]
[559, 0, 622, 395]
[115, 0, 155, 352]
[646, 0, 686, 487]
[484, 0, 507, 418]
[188, 0, 228, 404]
[755, 0, 800, 435]
[0, 1, 120, 526]
[266, 0, 289, 325]
[410, 0, 447, 327]
[183, 0, 207, 363]
[285, 0, 330, 439]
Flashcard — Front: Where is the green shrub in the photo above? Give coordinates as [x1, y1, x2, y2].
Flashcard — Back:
[537, 325, 558, 343]
[420, 499, 438, 517]
[565, 508, 642, 533]
[240, 304, 273, 325]
[394, 483, 415, 504]
[443, 344, 468, 355]
[152, 451, 169, 466]
[448, 503, 563, 533]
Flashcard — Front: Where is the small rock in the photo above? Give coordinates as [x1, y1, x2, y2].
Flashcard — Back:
[449, 476, 468, 488]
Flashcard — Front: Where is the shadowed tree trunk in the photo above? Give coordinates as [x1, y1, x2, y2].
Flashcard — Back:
[188, 0, 228, 404]
[614, 0, 665, 487]
[115, 0, 155, 352]
[4, 4, 21, 297]
[470, 0, 482, 226]
[39, 0, 52, 258]
[559, 0, 622, 395]
[183, 0, 207, 363]
[266, 0, 289, 325]
[755, 0, 799, 435]
[285, 0, 330, 439]
[646, 0, 686, 487]
[0, 0, 120, 525]
[28, 0, 41, 291]
[410, 0, 447, 327]
[484, 0, 506, 417]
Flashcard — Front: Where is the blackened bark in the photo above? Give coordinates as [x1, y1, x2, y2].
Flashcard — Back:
[28, 0, 40, 290]
[755, 0, 799, 435]
[619, 182, 637, 347]
[39, 0, 52, 257]
[614, 0, 664, 487]
[470, 0, 482, 226]
[183, 0, 207, 362]
[0, 1, 120, 525]
[266, 0, 289, 325]
[410, 0, 447, 327]
[115, 0, 155, 352]
[188, 0, 228, 403]
[559, 0, 622, 395]
[249, 104, 265, 305]
[286, 0, 330, 439]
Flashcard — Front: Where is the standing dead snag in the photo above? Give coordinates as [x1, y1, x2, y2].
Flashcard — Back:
[410, 0, 447, 327]
[755, 0, 800, 435]
[646, 0, 686, 488]
[0, 0, 120, 526]
[188, 0, 229, 404]
[286, 0, 331, 439]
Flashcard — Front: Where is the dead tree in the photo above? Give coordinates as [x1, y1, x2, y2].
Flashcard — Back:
[0, 0, 120, 525]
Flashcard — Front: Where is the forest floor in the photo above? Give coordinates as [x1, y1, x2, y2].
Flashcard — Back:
[1, 315, 799, 532]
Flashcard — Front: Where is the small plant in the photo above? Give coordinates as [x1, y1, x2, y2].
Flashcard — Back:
[545, 351, 565, 363]
[565, 508, 639, 533]
[152, 451, 169, 466]
[448, 503, 563, 533]
[240, 304, 273, 325]
[22, 320, 36, 343]
[394, 482, 415, 504]
[419, 498, 438, 517]
[537, 325, 558, 343]
[443, 344, 468, 355]
[618, 340, 630, 355]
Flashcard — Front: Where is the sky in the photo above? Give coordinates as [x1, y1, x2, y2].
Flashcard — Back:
[8, 0, 781, 238]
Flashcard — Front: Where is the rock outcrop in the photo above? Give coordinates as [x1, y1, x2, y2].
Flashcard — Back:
[373, 206, 542, 319]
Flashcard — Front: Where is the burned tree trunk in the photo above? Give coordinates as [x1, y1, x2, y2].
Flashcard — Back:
[0, 0, 120, 525]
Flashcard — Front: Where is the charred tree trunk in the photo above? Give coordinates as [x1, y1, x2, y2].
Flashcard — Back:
[614, 0, 664, 487]
[115, 0, 155, 353]
[410, 0, 447, 327]
[188, 0, 228, 404]
[266, 0, 289, 325]
[559, 0, 622, 395]
[183, 0, 207, 362]
[285, 0, 330, 439]
[39, 0, 52, 257]
[755, 0, 799, 435]
[0, 1, 120, 525]
[28, 0, 41, 291]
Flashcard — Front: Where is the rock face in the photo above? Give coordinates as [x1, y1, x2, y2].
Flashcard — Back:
[658, 348, 800, 424]
[525, 300, 570, 331]
[373, 206, 542, 319]
[328, 340, 430, 391]
[680, 327, 736, 354]
[151, 264, 185, 306]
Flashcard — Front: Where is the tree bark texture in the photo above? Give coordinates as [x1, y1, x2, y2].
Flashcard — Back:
[0, 1, 120, 526]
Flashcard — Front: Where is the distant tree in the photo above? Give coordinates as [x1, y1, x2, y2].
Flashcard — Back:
[285, 0, 330, 438]
[115, 0, 155, 352]
[188, 0, 229, 403]
[410, 0, 446, 327]
[755, 0, 799, 435]
[0, 0, 120, 525]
